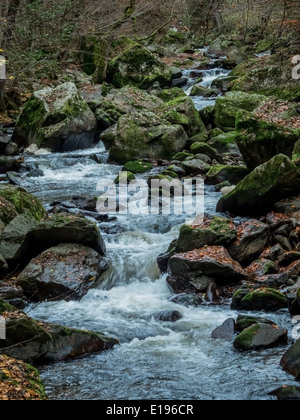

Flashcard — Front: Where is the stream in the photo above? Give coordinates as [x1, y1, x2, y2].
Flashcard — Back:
[16, 61, 298, 400]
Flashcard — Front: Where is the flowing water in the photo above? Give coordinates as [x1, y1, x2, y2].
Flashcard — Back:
[16, 64, 299, 400]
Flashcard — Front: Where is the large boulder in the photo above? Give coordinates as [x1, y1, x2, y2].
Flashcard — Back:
[234, 323, 288, 351]
[214, 91, 266, 130]
[231, 54, 300, 101]
[207, 132, 240, 154]
[0, 213, 106, 265]
[236, 111, 300, 171]
[17, 243, 108, 302]
[231, 288, 288, 312]
[107, 43, 173, 89]
[109, 111, 188, 164]
[0, 355, 47, 400]
[176, 217, 237, 253]
[217, 155, 300, 216]
[0, 185, 46, 222]
[12, 83, 96, 151]
[167, 246, 247, 293]
[0, 300, 118, 365]
[158, 96, 207, 138]
[281, 339, 300, 380]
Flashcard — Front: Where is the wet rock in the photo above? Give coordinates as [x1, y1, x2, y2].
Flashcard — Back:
[231, 288, 287, 312]
[0, 213, 106, 266]
[5, 142, 19, 156]
[157, 240, 177, 273]
[211, 318, 235, 341]
[150, 310, 183, 322]
[269, 386, 300, 401]
[256, 273, 289, 289]
[228, 220, 269, 265]
[0, 156, 24, 174]
[0, 255, 8, 278]
[71, 196, 97, 212]
[172, 78, 188, 88]
[217, 155, 300, 216]
[274, 198, 300, 215]
[176, 217, 237, 253]
[205, 282, 219, 303]
[17, 243, 108, 302]
[170, 293, 203, 307]
[168, 246, 247, 293]
[234, 323, 288, 351]
[100, 124, 117, 150]
[236, 315, 274, 332]
[281, 339, 300, 379]
[12, 82, 96, 151]
[181, 158, 210, 175]
[0, 298, 118, 364]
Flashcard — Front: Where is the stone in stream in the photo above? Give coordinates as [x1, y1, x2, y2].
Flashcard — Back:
[231, 288, 288, 312]
[234, 323, 288, 351]
[236, 315, 275, 332]
[0, 298, 118, 365]
[12, 82, 96, 151]
[269, 386, 300, 401]
[17, 243, 108, 302]
[170, 293, 203, 308]
[206, 165, 248, 185]
[281, 339, 300, 380]
[150, 310, 183, 323]
[216, 155, 300, 217]
[211, 318, 236, 341]
[168, 246, 247, 294]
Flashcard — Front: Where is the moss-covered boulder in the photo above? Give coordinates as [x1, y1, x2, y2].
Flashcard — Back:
[107, 44, 173, 89]
[217, 155, 300, 216]
[81, 35, 109, 83]
[158, 96, 207, 138]
[236, 111, 300, 171]
[12, 83, 96, 151]
[231, 54, 300, 101]
[234, 323, 288, 351]
[0, 301, 118, 364]
[181, 157, 210, 175]
[172, 151, 194, 161]
[17, 243, 108, 302]
[109, 111, 188, 164]
[156, 87, 186, 102]
[214, 91, 266, 130]
[269, 386, 300, 401]
[206, 165, 249, 185]
[236, 315, 274, 332]
[207, 131, 240, 154]
[190, 142, 220, 161]
[0, 355, 47, 400]
[0, 213, 106, 266]
[123, 161, 152, 174]
[231, 288, 287, 312]
[190, 85, 216, 98]
[0, 185, 46, 222]
[176, 217, 237, 253]
[281, 339, 300, 380]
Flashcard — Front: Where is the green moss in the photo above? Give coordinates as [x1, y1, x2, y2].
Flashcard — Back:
[0, 297, 16, 315]
[234, 324, 260, 350]
[190, 142, 218, 159]
[161, 170, 178, 179]
[236, 315, 273, 332]
[114, 171, 135, 184]
[0, 197, 18, 225]
[172, 152, 194, 161]
[157, 88, 186, 102]
[81, 36, 108, 83]
[242, 288, 287, 303]
[15, 97, 47, 146]
[123, 161, 152, 174]
[206, 165, 248, 185]
[163, 30, 186, 44]
[0, 186, 46, 222]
